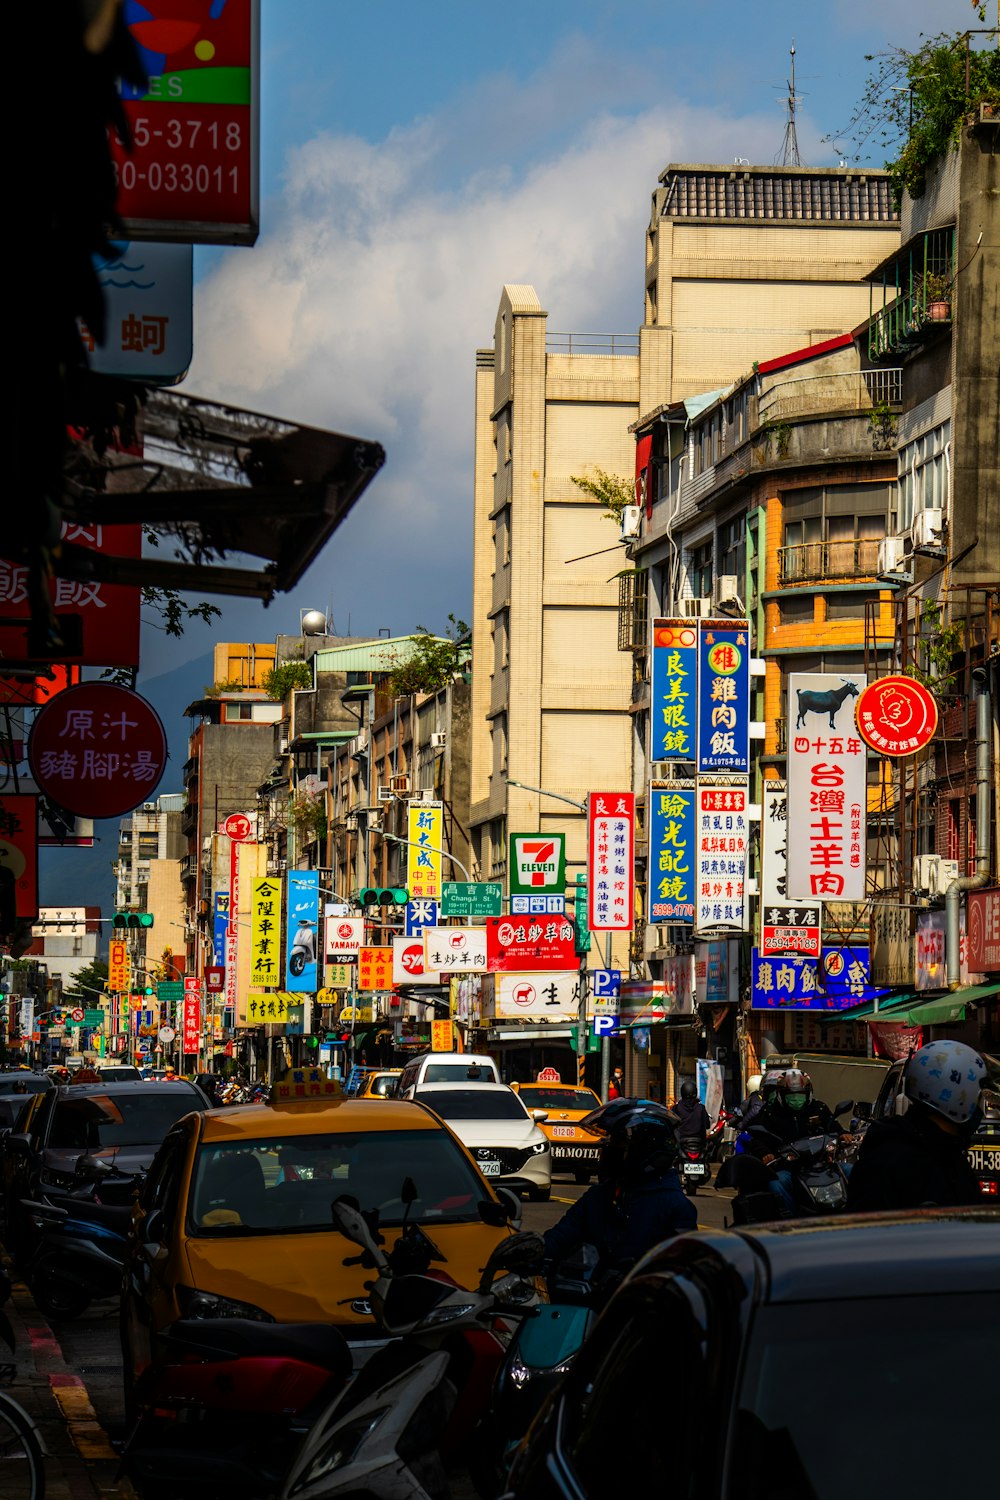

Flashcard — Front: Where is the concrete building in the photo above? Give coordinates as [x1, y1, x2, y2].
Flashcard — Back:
[112, 792, 187, 979]
[27, 907, 102, 990]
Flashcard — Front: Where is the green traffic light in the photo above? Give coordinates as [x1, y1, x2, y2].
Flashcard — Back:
[113, 911, 154, 929]
[360, 887, 409, 907]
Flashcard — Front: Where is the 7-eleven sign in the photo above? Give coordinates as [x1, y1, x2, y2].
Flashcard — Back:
[509, 832, 566, 896]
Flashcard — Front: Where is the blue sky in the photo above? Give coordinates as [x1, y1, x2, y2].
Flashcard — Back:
[143, 0, 980, 680]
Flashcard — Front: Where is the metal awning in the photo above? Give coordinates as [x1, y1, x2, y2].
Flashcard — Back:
[490, 1026, 574, 1041]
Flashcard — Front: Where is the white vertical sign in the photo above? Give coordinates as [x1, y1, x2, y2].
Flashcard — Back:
[786, 674, 867, 902]
[587, 792, 635, 931]
[695, 781, 749, 932]
[760, 781, 788, 908]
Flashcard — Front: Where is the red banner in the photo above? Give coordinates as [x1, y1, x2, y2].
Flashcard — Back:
[182, 984, 201, 1054]
[967, 888, 1000, 972]
[28, 682, 167, 818]
[0, 523, 141, 668]
[485, 916, 576, 972]
[0, 795, 38, 921]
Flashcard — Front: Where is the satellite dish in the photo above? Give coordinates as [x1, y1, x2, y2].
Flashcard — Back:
[300, 609, 328, 636]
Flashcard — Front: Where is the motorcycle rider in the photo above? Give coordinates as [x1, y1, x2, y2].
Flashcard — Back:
[543, 1098, 696, 1285]
[846, 1040, 986, 1212]
[737, 1068, 844, 1215]
[674, 1078, 711, 1146]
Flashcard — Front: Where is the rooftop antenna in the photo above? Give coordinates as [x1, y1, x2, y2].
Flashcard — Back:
[778, 41, 802, 167]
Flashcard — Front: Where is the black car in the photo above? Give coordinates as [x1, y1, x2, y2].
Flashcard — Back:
[503, 1210, 999, 1500]
[0, 1070, 53, 1096]
[1, 1080, 209, 1263]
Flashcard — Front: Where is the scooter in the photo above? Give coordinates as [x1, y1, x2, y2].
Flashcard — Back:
[288, 920, 317, 977]
[22, 1157, 140, 1320]
[718, 1122, 851, 1223]
[677, 1139, 712, 1195]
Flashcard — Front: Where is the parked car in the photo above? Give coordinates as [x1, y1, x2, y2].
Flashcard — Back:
[511, 1081, 602, 1182]
[414, 1082, 552, 1201]
[356, 1068, 403, 1099]
[851, 1050, 1000, 1197]
[1, 1080, 209, 1263]
[503, 1208, 1000, 1499]
[396, 1051, 501, 1098]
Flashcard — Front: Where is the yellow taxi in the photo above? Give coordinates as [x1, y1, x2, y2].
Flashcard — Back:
[511, 1080, 602, 1183]
[356, 1068, 402, 1099]
[121, 1069, 518, 1380]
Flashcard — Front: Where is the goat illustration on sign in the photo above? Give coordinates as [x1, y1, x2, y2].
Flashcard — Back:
[794, 677, 860, 730]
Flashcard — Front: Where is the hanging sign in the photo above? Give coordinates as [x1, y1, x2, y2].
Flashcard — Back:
[408, 802, 443, 900]
[486, 916, 576, 972]
[761, 903, 822, 959]
[0, 794, 39, 921]
[84, 243, 193, 382]
[648, 783, 696, 922]
[751, 945, 885, 1011]
[28, 682, 166, 818]
[393, 935, 438, 985]
[441, 883, 502, 919]
[855, 676, 938, 756]
[697, 621, 750, 774]
[650, 619, 697, 761]
[405, 899, 440, 935]
[786, 673, 866, 902]
[423, 927, 489, 973]
[212, 891, 229, 967]
[695, 781, 749, 933]
[249, 876, 282, 990]
[182, 978, 201, 1053]
[431, 1019, 455, 1052]
[108, 939, 130, 994]
[325, 915, 364, 957]
[285, 870, 319, 992]
[509, 833, 566, 896]
[243, 991, 295, 1025]
[760, 781, 788, 906]
[967, 889, 1000, 972]
[587, 792, 635, 932]
[494, 971, 579, 1021]
[358, 946, 393, 992]
[223, 812, 254, 842]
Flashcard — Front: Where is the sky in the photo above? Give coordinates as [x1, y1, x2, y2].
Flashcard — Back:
[138, 0, 983, 680]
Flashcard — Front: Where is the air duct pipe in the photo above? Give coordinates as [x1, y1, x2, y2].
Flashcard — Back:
[946, 668, 992, 987]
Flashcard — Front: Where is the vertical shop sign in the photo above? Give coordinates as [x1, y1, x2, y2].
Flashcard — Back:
[213, 892, 229, 968]
[786, 674, 867, 902]
[408, 802, 443, 900]
[108, 939, 130, 994]
[0, 795, 38, 920]
[650, 620, 697, 761]
[695, 782, 749, 932]
[182, 977, 201, 1053]
[587, 792, 635, 932]
[648, 783, 696, 922]
[249, 876, 282, 990]
[285, 870, 319, 992]
[760, 781, 787, 907]
[697, 621, 750, 774]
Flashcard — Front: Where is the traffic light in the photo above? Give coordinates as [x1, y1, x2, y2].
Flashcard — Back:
[130, 983, 155, 997]
[114, 911, 154, 929]
[359, 887, 408, 907]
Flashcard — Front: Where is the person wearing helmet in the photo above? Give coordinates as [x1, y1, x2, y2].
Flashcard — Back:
[542, 1097, 697, 1277]
[737, 1068, 844, 1216]
[846, 1040, 985, 1212]
[673, 1078, 711, 1147]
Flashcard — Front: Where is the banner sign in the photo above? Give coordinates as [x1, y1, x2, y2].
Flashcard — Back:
[325, 915, 364, 957]
[696, 781, 748, 932]
[358, 946, 393, 992]
[494, 970, 579, 1020]
[393, 936, 437, 985]
[243, 991, 294, 1026]
[619, 967, 694, 1023]
[408, 802, 443, 900]
[650, 619, 697, 761]
[28, 682, 167, 818]
[324, 963, 353, 989]
[249, 876, 282, 989]
[213, 892, 229, 968]
[509, 833, 566, 896]
[182, 990, 200, 1054]
[761, 903, 822, 959]
[751, 945, 885, 1011]
[697, 621, 750, 774]
[423, 927, 488, 973]
[695, 939, 738, 1005]
[431, 1019, 455, 1051]
[486, 916, 576, 972]
[205, 966, 224, 992]
[587, 792, 635, 932]
[86, 242, 193, 381]
[648, 783, 696, 922]
[405, 899, 440, 935]
[285, 870, 319, 992]
[760, 781, 788, 906]
[441, 883, 502, 919]
[786, 673, 867, 901]
[967, 889, 1000, 972]
[108, 939, 130, 994]
[0, 795, 39, 920]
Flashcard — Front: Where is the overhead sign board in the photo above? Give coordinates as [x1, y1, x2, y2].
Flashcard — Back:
[509, 833, 566, 896]
[108, 939, 130, 994]
[751, 945, 886, 1011]
[84, 243, 193, 382]
[423, 927, 488, 973]
[760, 781, 788, 906]
[486, 916, 576, 973]
[393, 935, 438, 985]
[285, 870, 319, 993]
[325, 915, 364, 958]
[249, 876, 281, 990]
[28, 682, 167, 818]
[761, 903, 822, 959]
[405, 899, 439, 935]
[358, 946, 393, 992]
[648, 782, 696, 923]
[695, 781, 748, 933]
[967, 889, 1000, 972]
[786, 673, 866, 902]
[408, 802, 443, 900]
[441, 882, 502, 919]
[494, 970, 579, 1021]
[587, 792, 634, 932]
[650, 619, 697, 761]
[697, 621, 750, 774]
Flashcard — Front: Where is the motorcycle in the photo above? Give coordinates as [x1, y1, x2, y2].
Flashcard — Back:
[707, 1104, 738, 1162]
[288, 920, 317, 977]
[677, 1139, 712, 1195]
[22, 1156, 141, 1320]
[717, 1122, 852, 1223]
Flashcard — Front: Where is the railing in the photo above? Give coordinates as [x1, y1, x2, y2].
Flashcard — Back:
[758, 368, 902, 423]
[778, 539, 881, 585]
[868, 226, 955, 362]
[546, 332, 640, 356]
[617, 570, 648, 651]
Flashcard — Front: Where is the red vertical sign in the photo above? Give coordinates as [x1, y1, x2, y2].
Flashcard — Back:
[0, 795, 39, 920]
[587, 793, 635, 932]
[183, 977, 201, 1054]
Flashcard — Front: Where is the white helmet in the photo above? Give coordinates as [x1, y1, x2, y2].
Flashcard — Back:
[904, 1041, 987, 1125]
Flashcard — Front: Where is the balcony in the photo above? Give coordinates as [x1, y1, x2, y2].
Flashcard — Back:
[758, 367, 902, 424]
[778, 539, 881, 586]
[867, 226, 955, 363]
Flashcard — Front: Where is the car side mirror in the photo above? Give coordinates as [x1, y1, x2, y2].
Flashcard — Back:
[76, 1154, 112, 1182]
[141, 1209, 168, 1261]
[478, 1199, 507, 1227]
[832, 1100, 854, 1119]
[853, 1100, 872, 1122]
[6, 1133, 30, 1153]
[531, 1110, 548, 1123]
[496, 1186, 522, 1225]
[893, 1093, 910, 1118]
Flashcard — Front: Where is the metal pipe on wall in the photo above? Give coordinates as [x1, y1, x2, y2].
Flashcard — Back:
[946, 669, 992, 986]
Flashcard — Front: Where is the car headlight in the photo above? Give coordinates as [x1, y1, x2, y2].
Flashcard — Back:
[294, 1408, 391, 1492]
[530, 1141, 549, 1155]
[176, 1286, 275, 1322]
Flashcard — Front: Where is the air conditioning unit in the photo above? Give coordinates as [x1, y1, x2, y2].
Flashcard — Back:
[911, 508, 945, 555]
[877, 536, 913, 582]
[430, 732, 447, 750]
[713, 575, 744, 613]
[279, 738, 289, 754]
[142, 802, 156, 812]
[620, 505, 642, 541]
[913, 854, 939, 894]
[680, 597, 711, 618]
[410, 787, 436, 804]
[391, 773, 411, 794]
[930, 858, 959, 898]
[376, 787, 395, 803]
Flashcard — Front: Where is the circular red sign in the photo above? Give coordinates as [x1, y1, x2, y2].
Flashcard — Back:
[855, 676, 938, 756]
[401, 943, 424, 973]
[223, 812, 254, 842]
[71, 1007, 85, 1023]
[28, 682, 167, 818]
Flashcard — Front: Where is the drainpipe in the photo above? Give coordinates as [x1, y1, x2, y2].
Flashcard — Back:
[946, 669, 992, 987]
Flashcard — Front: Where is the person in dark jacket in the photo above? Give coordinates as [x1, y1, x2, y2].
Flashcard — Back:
[737, 1068, 844, 1216]
[673, 1079, 711, 1144]
[847, 1040, 986, 1212]
[543, 1098, 697, 1277]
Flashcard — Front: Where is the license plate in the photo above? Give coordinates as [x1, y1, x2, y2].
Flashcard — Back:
[479, 1159, 501, 1177]
[968, 1146, 1000, 1174]
[551, 1126, 576, 1138]
[683, 1163, 707, 1175]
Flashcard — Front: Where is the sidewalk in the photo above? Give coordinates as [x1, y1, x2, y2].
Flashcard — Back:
[3, 1273, 134, 1500]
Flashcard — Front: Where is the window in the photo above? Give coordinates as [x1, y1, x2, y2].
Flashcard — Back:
[780, 483, 893, 582]
[688, 540, 713, 599]
[898, 419, 950, 532]
[718, 516, 746, 583]
[824, 595, 867, 621]
[780, 596, 815, 624]
[48, 1091, 202, 1151]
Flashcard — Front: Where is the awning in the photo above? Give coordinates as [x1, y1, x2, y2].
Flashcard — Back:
[903, 998, 968, 1027]
[824, 992, 919, 1021]
[846, 982, 1000, 1028]
[490, 1026, 573, 1042]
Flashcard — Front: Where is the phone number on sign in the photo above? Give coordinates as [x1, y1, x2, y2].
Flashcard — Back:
[112, 159, 241, 194]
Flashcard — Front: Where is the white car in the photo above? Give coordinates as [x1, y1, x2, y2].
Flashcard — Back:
[413, 1082, 552, 1202]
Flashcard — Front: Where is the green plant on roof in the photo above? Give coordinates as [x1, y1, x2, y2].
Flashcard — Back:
[570, 468, 635, 524]
[386, 616, 470, 697]
[262, 661, 313, 700]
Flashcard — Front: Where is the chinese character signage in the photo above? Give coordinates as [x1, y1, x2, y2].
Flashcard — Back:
[648, 783, 696, 922]
[249, 876, 282, 989]
[494, 971, 579, 1020]
[486, 916, 577, 972]
[213, 892, 229, 968]
[760, 781, 788, 906]
[761, 904, 822, 959]
[358, 946, 393, 992]
[0, 794, 38, 920]
[182, 979, 201, 1054]
[697, 622, 750, 774]
[855, 676, 938, 757]
[405, 899, 440, 935]
[84, 243, 193, 381]
[273, 1066, 340, 1103]
[786, 674, 867, 901]
[509, 834, 566, 896]
[696, 783, 748, 932]
[423, 927, 489, 972]
[108, 939, 130, 994]
[285, 870, 319, 992]
[326, 914, 364, 957]
[242, 991, 295, 1025]
[27, 683, 166, 818]
[441, 883, 502, 919]
[408, 802, 443, 900]
[650, 619, 697, 761]
[587, 792, 635, 932]
[393, 936, 438, 985]
[751, 945, 885, 1010]
[968, 890, 1000, 972]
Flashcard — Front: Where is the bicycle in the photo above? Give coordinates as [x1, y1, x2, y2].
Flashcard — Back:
[0, 1304, 46, 1500]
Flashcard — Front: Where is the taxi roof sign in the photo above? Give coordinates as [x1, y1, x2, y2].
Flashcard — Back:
[271, 1066, 342, 1105]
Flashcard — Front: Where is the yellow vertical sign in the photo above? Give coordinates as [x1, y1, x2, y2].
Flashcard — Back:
[408, 802, 443, 900]
[236, 842, 268, 1025]
[108, 940, 130, 993]
[250, 875, 282, 989]
[431, 1019, 454, 1052]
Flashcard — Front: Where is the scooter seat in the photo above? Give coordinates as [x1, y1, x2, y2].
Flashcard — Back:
[167, 1319, 353, 1379]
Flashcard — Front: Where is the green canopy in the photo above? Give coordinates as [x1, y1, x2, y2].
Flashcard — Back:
[901, 998, 968, 1027]
[828, 992, 919, 1021]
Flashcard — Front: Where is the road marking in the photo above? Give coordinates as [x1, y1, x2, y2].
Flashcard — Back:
[50, 1374, 120, 1461]
[552, 1196, 577, 1204]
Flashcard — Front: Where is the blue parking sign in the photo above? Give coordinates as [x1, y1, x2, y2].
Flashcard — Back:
[591, 969, 622, 999]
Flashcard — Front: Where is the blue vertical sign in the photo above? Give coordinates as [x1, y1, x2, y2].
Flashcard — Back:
[697, 621, 750, 774]
[213, 893, 229, 968]
[648, 784, 696, 923]
[650, 619, 697, 761]
[285, 870, 320, 992]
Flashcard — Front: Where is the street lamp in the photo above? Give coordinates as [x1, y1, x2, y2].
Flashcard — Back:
[382, 833, 474, 883]
[504, 777, 587, 813]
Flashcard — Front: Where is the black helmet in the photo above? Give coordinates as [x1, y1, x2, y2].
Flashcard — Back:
[679, 1079, 697, 1103]
[580, 1098, 681, 1186]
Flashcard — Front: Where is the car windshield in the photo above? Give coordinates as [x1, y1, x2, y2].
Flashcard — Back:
[48, 1092, 200, 1150]
[732, 1294, 999, 1498]
[188, 1128, 489, 1236]
[421, 1063, 495, 1083]
[0, 1074, 50, 1094]
[367, 1075, 398, 1097]
[99, 1067, 142, 1082]
[517, 1087, 598, 1112]
[419, 1089, 527, 1122]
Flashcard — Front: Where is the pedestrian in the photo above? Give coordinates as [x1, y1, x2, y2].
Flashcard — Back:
[608, 1066, 625, 1100]
[846, 1040, 986, 1212]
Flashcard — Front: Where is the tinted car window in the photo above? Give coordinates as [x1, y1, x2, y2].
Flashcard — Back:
[422, 1063, 496, 1083]
[517, 1087, 599, 1112]
[0, 1073, 51, 1095]
[98, 1066, 142, 1082]
[417, 1089, 527, 1122]
[47, 1091, 200, 1150]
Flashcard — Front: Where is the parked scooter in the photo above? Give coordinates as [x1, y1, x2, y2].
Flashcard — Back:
[22, 1156, 141, 1320]
[717, 1126, 851, 1223]
[677, 1139, 712, 1195]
